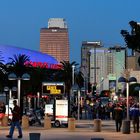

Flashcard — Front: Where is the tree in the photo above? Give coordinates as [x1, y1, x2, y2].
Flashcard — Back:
[59, 60, 79, 117]
[7, 54, 31, 76]
[0, 52, 6, 92]
[59, 61, 78, 94]
[121, 21, 140, 55]
[6, 54, 31, 115]
[75, 68, 84, 89]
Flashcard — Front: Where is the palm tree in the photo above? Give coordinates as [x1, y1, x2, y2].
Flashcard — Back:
[7, 54, 31, 77]
[58, 60, 84, 117]
[75, 68, 84, 89]
[6, 54, 31, 115]
[0, 52, 6, 92]
[60, 61, 78, 94]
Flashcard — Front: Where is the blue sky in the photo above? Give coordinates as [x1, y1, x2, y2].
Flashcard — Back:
[0, 0, 140, 64]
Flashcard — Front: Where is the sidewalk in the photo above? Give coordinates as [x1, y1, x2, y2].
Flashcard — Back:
[0, 120, 139, 140]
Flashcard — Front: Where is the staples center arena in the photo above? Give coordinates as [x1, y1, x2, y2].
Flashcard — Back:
[0, 45, 61, 69]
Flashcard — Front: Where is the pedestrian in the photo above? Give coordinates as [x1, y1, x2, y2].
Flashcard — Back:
[114, 103, 123, 132]
[130, 104, 139, 133]
[6, 100, 22, 139]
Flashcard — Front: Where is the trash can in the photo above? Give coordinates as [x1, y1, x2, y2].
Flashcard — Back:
[22, 115, 29, 129]
[122, 120, 130, 134]
[29, 133, 40, 140]
[68, 118, 75, 131]
[44, 115, 51, 129]
[93, 119, 102, 132]
[1, 116, 8, 126]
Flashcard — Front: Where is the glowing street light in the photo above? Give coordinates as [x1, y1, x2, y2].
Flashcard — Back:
[118, 76, 137, 134]
[8, 73, 30, 107]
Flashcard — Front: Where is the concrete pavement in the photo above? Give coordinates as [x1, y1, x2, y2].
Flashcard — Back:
[0, 120, 139, 140]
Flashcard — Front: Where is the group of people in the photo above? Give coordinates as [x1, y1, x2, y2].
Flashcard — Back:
[114, 103, 139, 133]
[0, 99, 139, 139]
[71, 100, 139, 133]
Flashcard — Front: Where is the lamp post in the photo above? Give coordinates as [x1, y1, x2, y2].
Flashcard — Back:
[4, 86, 17, 118]
[118, 76, 137, 134]
[4, 86, 10, 118]
[8, 73, 30, 109]
[72, 65, 75, 86]
[134, 86, 140, 113]
[71, 84, 80, 120]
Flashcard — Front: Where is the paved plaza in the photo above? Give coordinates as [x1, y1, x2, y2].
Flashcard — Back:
[0, 120, 139, 140]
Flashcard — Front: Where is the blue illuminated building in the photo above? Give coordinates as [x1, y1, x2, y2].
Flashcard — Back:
[0, 45, 58, 65]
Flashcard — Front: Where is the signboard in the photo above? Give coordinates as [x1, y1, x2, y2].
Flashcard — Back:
[109, 80, 116, 92]
[45, 104, 53, 115]
[42, 82, 65, 95]
[108, 74, 116, 80]
[55, 100, 68, 122]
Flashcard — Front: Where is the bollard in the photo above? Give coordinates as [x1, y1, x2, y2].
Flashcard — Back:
[29, 133, 40, 140]
[68, 118, 75, 131]
[22, 115, 29, 129]
[122, 120, 130, 134]
[44, 115, 51, 129]
[1, 116, 8, 126]
[93, 119, 102, 132]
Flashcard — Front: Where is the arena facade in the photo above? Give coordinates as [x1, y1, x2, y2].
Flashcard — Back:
[0, 45, 61, 69]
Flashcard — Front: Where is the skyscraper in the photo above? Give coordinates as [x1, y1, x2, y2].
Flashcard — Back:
[40, 18, 70, 63]
[81, 43, 126, 93]
[81, 41, 102, 83]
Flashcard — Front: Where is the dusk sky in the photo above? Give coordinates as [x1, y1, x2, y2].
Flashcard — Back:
[0, 0, 140, 64]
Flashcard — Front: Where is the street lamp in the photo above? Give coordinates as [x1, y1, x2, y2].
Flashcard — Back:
[118, 76, 137, 134]
[4, 86, 17, 118]
[8, 73, 30, 107]
[71, 84, 80, 120]
[134, 86, 140, 113]
[72, 65, 75, 86]
[4, 86, 10, 118]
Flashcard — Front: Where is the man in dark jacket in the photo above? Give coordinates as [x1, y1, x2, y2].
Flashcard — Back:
[6, 100, 22, 138]
[130, 104, 139, 133]
[114, 103, 123, 132]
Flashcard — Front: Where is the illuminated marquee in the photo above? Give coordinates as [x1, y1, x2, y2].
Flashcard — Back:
[42, 82, 65, 95]
[25, 61, 62, 70]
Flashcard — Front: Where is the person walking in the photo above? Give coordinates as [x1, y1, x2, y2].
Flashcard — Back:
[6, 100, 23, 139]
[130, 104, 139, 133]
[114, 103, 123, 132]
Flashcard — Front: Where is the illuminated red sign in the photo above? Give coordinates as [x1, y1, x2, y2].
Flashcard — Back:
[25, 61, 62, 69]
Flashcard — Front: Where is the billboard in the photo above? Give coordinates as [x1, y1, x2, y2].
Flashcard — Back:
[42, 82, 65, 95]
[109, 80, 116, 93]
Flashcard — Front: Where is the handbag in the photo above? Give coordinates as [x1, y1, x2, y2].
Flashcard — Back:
[0, 113, 5, 119]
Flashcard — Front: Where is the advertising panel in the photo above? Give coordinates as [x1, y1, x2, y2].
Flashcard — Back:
[109, 80, 116, 93]
[55, 100, 68, 123]
[42, 82, 65, 95]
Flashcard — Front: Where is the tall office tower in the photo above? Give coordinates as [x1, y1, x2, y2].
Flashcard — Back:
[40, 18, 70, 63]
[81, 41, 102, 84]
[107, 46, 126, 93]
[89, 47, 108, 86]
[107, 46, 126, 77]
[81, 43, 126, 93]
